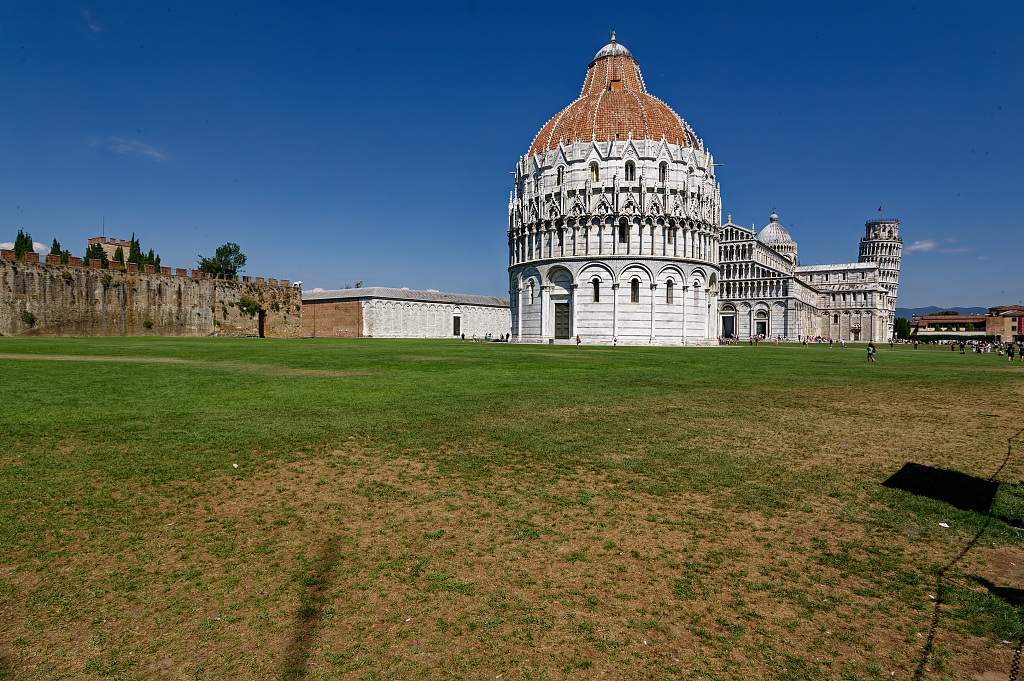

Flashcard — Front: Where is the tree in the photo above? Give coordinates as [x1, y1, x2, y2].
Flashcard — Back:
[48, 238, 70, 264]
[84, 242, 109, 268]
[13, 229, 33, 259]
[935, 310, 960, 316]
[113, 245, 126, 268]
[894, 317, 912, 339]
[127, 234, 145, 267]
[198, 242, 246, 278]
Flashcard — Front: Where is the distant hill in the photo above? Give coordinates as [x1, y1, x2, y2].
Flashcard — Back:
[896, 306, 988, 319]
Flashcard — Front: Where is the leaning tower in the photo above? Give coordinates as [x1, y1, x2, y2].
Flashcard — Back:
[858, 218, 902, 337]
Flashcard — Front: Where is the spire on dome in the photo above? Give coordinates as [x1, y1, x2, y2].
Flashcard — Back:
[593, 33, 633, 62]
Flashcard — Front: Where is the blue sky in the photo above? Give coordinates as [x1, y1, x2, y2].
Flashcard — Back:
[1, 1, 1021, 307]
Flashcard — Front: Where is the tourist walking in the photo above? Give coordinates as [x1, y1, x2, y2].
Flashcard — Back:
[1008, 343, 1015, 362]
[867, 341, 877, 363]
[576, 334, 581, 347]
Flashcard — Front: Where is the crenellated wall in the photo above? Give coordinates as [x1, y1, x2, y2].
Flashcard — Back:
[0, 252, 301, 337]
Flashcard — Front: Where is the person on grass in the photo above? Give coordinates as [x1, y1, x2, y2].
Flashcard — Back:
[867, 341, 877, 363]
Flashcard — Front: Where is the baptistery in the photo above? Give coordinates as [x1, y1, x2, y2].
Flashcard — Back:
[508, 35, 721, 344]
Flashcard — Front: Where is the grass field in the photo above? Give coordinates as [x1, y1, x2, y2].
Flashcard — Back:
[1, 337, 1023, 680]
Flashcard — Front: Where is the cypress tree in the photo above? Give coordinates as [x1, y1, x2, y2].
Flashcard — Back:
[13, 229, 33, 259]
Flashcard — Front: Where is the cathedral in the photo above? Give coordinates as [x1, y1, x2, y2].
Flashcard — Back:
[508, 35, 901, 344]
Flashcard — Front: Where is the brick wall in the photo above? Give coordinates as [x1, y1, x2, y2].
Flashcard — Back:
[302, 300, 362, 337]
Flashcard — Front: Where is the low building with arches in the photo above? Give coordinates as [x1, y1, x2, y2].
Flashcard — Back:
[302, 287, 509, 339]
[508, 35, 721, 345]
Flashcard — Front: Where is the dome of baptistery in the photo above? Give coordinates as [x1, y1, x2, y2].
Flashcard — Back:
[508, 34, 722, 346]
[528, 34, 698, 156]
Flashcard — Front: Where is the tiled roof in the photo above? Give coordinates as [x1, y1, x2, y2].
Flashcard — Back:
[302, 287, 508, 308]
[527, 39, 697, 156]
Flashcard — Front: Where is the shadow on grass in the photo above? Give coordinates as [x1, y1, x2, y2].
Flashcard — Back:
[893, 427, 1024, 681]
[972, 576, 1024, 608]
[0, 651, 12, 680]
[883, 463, 998, 514]
[280, 535, 342, 681]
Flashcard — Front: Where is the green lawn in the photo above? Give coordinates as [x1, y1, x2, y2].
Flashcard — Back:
[1, 337, 1022, 680]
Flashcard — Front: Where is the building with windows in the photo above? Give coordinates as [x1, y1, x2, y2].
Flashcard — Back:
[987, 306, 1024, 342]
[507, 34, 900, 345]
[719, 214, 901, 342]
[508, 35, 722, 345]
[301, 287, 509, 339]
[910, 306, 1024, 342]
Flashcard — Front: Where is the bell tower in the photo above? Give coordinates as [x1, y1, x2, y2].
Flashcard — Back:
[859, 218, 902, 336]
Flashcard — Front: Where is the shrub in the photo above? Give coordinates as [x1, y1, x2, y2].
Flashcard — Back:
[143, 319, 154, 329]
[21, 310, 36, 327]
[236, 297, 260, 318]
[62, 271, 73, 285]
[100, 272, 113, 288]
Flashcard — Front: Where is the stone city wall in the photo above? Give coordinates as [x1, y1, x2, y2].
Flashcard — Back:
[0, 250, 301, 337]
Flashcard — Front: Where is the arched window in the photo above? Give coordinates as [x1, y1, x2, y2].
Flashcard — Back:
[589, 162, 599, 182]
[556, 166, 564, 185]
[833, 313, 839, 324]
[666, 280, 674, 304]
[667, 227, 674, 243]
[625, 161, 636, 181]
[618, 223, 628, 243]
[659, 161, 668, 183]
[630, 278, 640, 303]
[529, 281, 535, 305]
[592, 278, 600, 303]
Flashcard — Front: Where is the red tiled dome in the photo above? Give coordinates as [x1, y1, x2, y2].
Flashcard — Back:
[528, 37, 697, 157]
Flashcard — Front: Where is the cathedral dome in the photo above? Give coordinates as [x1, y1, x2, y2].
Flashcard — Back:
[758, 212, 796, 249]
[527, 35, 698, 157]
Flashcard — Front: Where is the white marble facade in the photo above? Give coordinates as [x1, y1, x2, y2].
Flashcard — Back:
[363, 299, 509, 339]
[508, 38, 722, 345]
[718, 215, 902, 342]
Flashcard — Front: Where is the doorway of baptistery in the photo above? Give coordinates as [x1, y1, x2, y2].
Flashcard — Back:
[554, 302, 571, 339]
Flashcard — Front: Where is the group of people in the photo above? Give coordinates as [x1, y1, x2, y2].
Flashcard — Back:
[462, 332, 511, 342]
[940, 339, 1024, 360]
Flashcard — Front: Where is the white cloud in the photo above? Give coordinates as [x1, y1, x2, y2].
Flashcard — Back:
[905, 239, 937, 253]
[0, 241, 49, 255]
[906, 238, 972, 254]
[82, 9, 103, 33]
[91, 136, 167, 161]
[308, 287, 325, 293]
